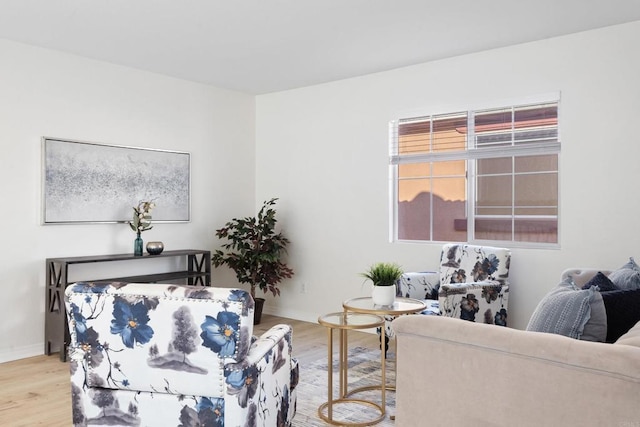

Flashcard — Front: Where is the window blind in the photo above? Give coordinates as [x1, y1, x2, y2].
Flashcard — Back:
[390, 102, 559, 164]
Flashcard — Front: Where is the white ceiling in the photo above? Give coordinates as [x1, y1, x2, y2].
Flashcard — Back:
[2, 0, 640, 94]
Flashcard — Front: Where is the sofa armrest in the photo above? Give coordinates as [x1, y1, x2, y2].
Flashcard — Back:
[391, 315, 640, 427]
[439, 281, 508, 325]
[223, 324, 297, 426]
[240, 324, 293, 366]
[616, 320, 640, 347]
[396, 271, 439, 300]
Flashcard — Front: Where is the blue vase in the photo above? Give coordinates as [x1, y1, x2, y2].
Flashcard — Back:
[134, 232, 143, 256]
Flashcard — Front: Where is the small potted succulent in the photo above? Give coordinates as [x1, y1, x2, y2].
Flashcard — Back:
[361, 262, 403, 306]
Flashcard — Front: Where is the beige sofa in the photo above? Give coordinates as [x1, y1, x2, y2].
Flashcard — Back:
[392, 303, 640, 426]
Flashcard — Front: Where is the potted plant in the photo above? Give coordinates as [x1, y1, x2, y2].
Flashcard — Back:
[212, 198, 294, 324]
[361, 262, 403, 306]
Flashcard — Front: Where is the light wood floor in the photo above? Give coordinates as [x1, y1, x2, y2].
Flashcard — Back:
[0, 314, 378, 426]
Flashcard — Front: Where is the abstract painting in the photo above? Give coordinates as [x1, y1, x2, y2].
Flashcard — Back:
[42, 137, 190, 224]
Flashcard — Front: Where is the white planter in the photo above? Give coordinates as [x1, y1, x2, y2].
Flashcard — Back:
[371, 285, 396, 306]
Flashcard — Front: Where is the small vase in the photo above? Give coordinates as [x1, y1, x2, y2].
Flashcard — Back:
[146, 241, 164, 255]
[134, 232, 143, 256]
[372, 285, 396, 306]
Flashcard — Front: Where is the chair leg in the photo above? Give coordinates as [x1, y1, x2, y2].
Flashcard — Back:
[376, 327, 390, 355]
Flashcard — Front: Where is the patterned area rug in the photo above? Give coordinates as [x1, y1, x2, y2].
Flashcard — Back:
[292, 347, 396, 426]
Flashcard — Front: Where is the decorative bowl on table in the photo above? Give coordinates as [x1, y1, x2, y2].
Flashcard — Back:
[146, 241, 164, 255]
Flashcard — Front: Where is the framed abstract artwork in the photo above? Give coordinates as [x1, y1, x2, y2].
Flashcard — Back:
[42, 137, 190, 224]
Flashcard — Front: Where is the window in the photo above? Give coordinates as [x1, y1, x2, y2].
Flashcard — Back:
[389, 99, 559, 245]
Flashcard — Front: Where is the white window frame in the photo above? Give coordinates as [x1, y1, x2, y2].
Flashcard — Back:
[389, 94, 561, 248]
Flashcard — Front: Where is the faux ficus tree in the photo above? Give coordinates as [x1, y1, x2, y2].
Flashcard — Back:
[212, 198, 294, 299]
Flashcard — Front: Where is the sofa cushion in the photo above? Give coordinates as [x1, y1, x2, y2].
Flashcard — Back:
[608, 257, 640, 291]
[527, 277, 606, 341]
[601, 288, 640, 343]
[581, 271, 618, 292]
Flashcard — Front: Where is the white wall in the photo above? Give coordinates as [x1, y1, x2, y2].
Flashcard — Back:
[0, 39, 256, 362]
[256, 21, 640, 330]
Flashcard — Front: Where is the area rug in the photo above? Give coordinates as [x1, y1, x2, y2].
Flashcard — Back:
[292, 347, 396, 426]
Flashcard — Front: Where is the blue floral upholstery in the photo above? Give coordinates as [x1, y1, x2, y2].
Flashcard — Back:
[438, 244, 510, 324]
[396, 271, 440, 302]
[384, 244, 511, 341]
[65, 282, 298, 427]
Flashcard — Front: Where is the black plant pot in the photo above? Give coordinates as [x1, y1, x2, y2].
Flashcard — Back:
[253, 297, 265, 325]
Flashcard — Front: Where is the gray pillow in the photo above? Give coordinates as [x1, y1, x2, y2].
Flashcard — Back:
[608, 257, 640, 291]
[527, 277, 605, 341]
[580, 291, 607, 342]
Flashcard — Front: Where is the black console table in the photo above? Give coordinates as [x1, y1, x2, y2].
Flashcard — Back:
[45, 249, 211, 361]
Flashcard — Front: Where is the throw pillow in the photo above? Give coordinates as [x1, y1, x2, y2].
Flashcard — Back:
[608, 257, 640, 291]
[527, 277, 606, 341]
[580, 291, 607, 342]
[620, 257, 640, 271]
[581, 271, 618, 292]
[601, 288, 640, 343]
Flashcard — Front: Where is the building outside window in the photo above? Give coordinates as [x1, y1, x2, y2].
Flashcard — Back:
[389, 97, 559, 246]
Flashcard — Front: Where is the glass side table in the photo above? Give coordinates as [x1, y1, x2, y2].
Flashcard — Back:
[342, 297, 427, 421]
[343, 296, 427, 317]
[343, 297, 427, 383]
[317, 311, 386, 426]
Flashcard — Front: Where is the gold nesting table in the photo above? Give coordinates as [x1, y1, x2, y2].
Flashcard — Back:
[342, 296, 428, 381]
[342, 297, 427, 422]
[317, 311, 386, 426]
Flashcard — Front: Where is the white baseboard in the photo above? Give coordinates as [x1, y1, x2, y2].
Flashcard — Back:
[262, 304, 318, 324]
[0, 343, 43, 364]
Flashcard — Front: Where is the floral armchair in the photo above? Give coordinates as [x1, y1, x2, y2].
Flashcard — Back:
[385, 244, 511, 341]
[64, 282, 298, 427]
